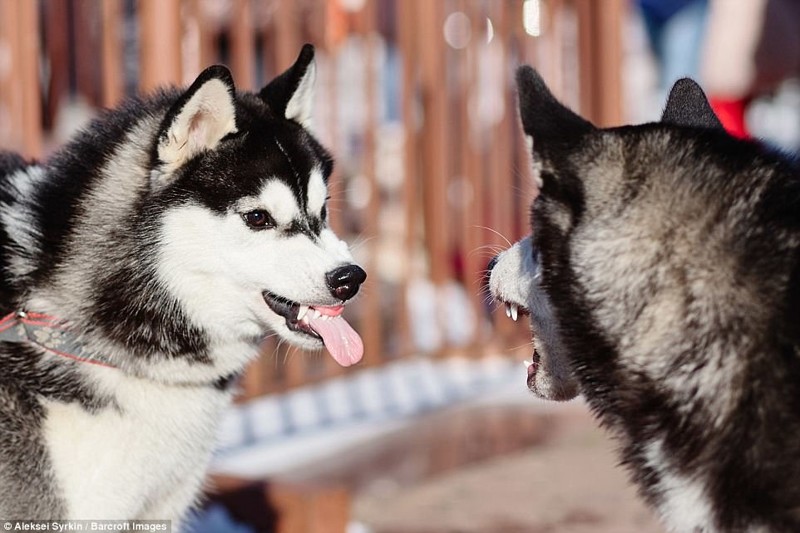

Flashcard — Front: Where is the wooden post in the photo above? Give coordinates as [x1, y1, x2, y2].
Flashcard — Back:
[272, 484, 350, 533]
[357, 0, 383, 367]
[42, 0, 70, 131]
[0, 0, 41, 157]
[139, 0, 183, 91]
[73, 0, 101, 106]
[274, 0, 301, 70]
[576, 0, 623, 127]
[101, 0, 124, 108]
[230, 0, 255, 90]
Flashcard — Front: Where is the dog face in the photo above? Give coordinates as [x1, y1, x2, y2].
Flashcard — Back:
[150, 47, 365, 367]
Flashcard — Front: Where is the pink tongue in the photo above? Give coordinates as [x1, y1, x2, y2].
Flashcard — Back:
[307, 314, 364, 367]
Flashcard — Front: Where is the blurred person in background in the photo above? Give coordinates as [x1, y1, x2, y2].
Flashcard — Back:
[701, 0, 800, 139]
[637, 0, 800, 142]
[637, 0, 709, 92]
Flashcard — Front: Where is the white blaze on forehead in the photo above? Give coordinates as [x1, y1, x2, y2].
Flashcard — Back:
[252, 180, 301, 225]
[307, 167, 327, 216]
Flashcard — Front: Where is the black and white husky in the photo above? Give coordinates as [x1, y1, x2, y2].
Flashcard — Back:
[490, 69, 800, 532]
[0, 45, 366, 524]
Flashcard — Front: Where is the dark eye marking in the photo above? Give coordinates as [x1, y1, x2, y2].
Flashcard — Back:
[320, 195, 331, 222]
[242, 210, 276, 230]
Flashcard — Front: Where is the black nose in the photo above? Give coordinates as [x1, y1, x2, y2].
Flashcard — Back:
[487, 255, 499, 272]
[326, 265, 367, 301]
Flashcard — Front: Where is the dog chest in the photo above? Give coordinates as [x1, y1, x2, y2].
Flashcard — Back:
[41, 380, 230, 519]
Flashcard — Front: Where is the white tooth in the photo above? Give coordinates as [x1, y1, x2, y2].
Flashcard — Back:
[510, 304, 518, 321]
[297, 305, 309, 321]
[313, 309, 322, 319]
[505, 303, 512, 318]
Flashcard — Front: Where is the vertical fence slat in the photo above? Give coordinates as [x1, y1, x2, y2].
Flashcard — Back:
[396, 0, 419, 359]
[230, 0, 256, 90]
[17, 0, 41, 157]
[358, 0, 383, 367]
[139, 0, 183, 91]
[101, 0, 124, 108]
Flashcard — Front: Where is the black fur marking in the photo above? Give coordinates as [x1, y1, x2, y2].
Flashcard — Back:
[515, 66, 595, 154]
[259, 44, 315, 121]
[661, 78, 724, 131]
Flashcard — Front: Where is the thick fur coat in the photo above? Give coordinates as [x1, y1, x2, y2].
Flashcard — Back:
[0, 45, 365, 525]
[490, 69, 800, 532]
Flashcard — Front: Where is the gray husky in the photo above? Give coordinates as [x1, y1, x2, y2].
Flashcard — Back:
[0, 45, 366, 524]
[490, 69, 800, 532]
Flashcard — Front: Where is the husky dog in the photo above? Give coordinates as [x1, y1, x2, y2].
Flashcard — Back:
[490, 68, 800, 532]
[0, 45, 366, 524]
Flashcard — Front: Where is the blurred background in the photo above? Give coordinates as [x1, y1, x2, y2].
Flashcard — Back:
[1, 1, 798, 531]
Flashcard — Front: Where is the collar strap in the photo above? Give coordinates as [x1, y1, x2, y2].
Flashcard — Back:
[0, 311, 115, 368]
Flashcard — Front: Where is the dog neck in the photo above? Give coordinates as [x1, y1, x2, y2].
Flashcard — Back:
[0, 311, 116, 368]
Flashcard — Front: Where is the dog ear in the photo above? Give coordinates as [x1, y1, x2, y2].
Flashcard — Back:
[155, 65, 238, 177]
[515, 66, 595, 156]
[661, 78, 724, 130]
[260, 44, 316, 128]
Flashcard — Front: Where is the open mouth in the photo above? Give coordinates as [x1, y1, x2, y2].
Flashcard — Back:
[262, 291, 364, 367]
[498, 299, 531, 322]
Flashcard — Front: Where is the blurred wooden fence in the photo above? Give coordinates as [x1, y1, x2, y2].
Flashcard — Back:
[0, 0, 623, 399]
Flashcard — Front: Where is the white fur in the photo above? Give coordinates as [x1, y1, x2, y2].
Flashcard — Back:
[306, 167, 327, 215]
[284, 61, 316, 127]
[253, 180, 301, 226]
[645, 440, 717, 532]
[43, 370, 231, 524]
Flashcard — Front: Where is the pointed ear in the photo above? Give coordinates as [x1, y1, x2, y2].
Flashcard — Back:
[661, 78, 724, 130]
[515, 66, 595, 154]
[155, 65, 238, 176]
[260, 44, 316, 127]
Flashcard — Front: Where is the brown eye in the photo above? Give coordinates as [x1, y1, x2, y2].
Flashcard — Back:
[242, 210, 275, 230]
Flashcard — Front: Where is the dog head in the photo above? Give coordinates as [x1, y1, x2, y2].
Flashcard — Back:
[489, 68, 748, 402]
[148, 45, 365, 368]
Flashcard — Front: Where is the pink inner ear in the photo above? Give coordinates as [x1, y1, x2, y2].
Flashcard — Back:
[188, 111, 210, 149]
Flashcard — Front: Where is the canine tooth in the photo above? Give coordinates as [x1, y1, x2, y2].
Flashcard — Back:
[505, 303, 512, 318]
[297, 305, 309, 321]
[510, 304, 518, 321]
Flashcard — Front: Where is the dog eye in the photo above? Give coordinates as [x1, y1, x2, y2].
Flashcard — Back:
[242, 210, 276, 230]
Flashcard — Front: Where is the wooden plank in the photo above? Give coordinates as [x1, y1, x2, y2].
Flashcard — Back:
[417, 0, 449, 287]
[188, 0, 217, 72]
[230, 0, 255, 90]
[0, 0, 21, 152]
[357, 0, 382, 367]
[272, 483, 350, 533]
[42, 0, 70, 131]
[18, 0, 42, 158]
[274, 0, 301, 70]
[575, 0, 623, 127]
[73, 0, 101, 106]
[593, 0, 624, 127]
[101, 0, 124, 108]
[138, 0, 182, 92]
